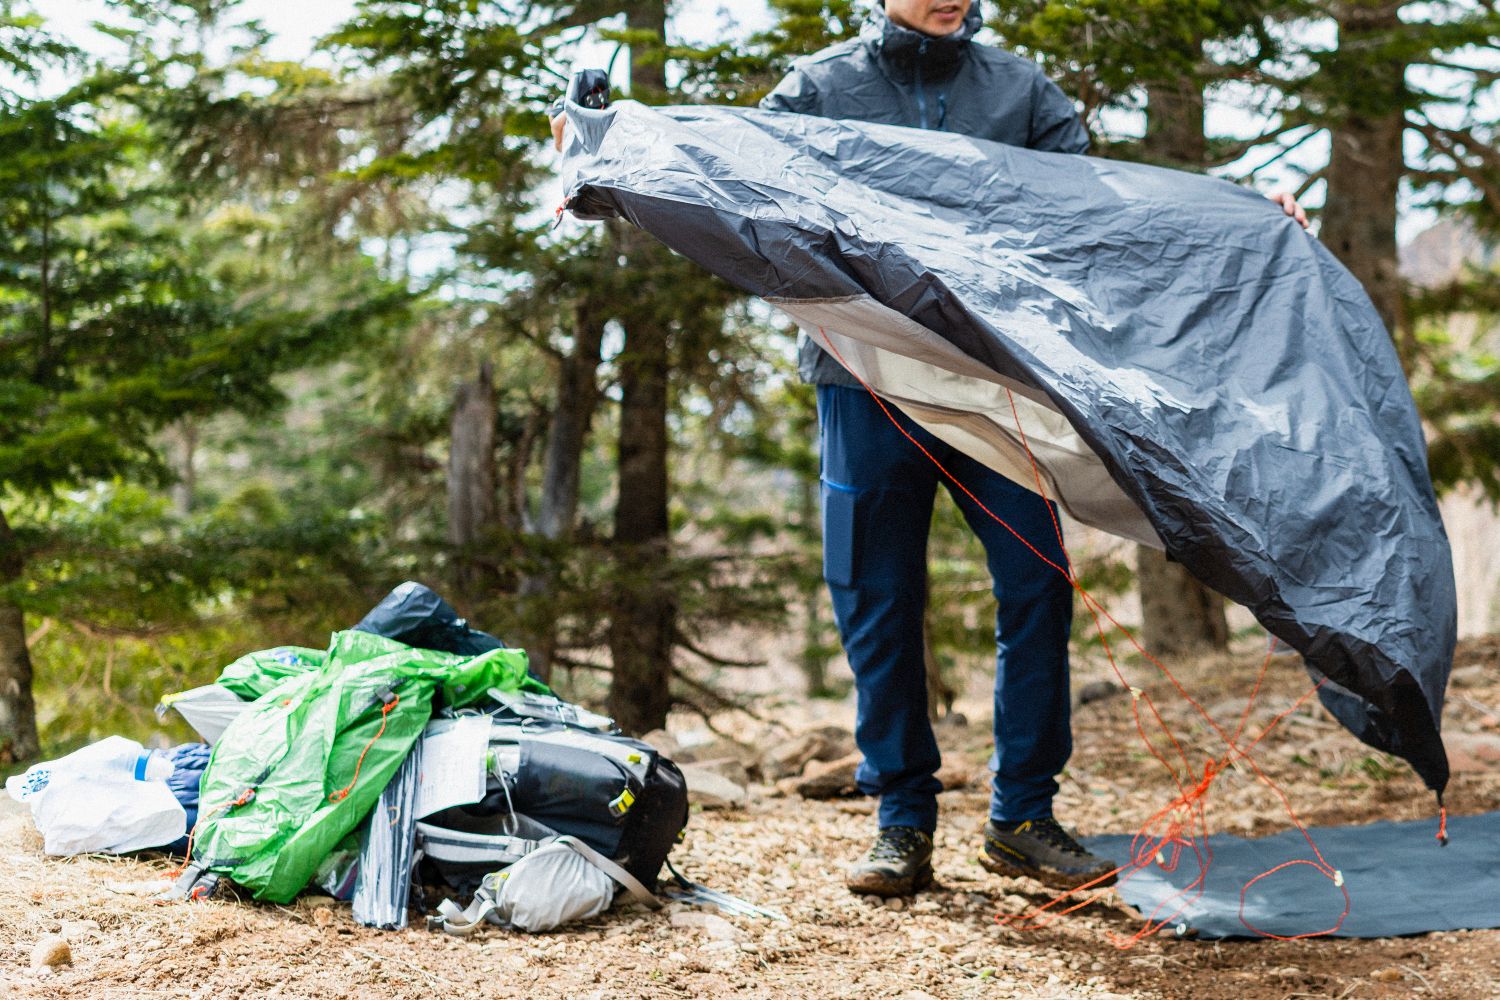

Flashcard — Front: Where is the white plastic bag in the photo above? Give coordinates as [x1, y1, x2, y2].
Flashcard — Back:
[6, 735, 173, 802]
[7, 736, 186, 856]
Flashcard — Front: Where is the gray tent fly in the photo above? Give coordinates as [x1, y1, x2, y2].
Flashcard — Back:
[556, 89, 1456, 797]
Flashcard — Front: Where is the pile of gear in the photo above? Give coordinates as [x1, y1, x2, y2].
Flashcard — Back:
[4, 582, 769, 934]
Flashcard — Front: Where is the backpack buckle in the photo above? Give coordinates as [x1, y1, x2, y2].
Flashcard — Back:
[608, 787, 636, 817]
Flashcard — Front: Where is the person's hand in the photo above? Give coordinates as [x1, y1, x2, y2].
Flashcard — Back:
[1269, 190, 1309, 229]
[551, 113, 566, 151]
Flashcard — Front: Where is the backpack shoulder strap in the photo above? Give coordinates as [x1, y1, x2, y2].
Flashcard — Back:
[555, 835, 661, 910]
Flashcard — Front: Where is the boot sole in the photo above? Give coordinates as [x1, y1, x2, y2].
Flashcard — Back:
[846, 861, 934, 898]
[978, 851, 1118, 891]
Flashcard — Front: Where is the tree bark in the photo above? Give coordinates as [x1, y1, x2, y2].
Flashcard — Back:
[536, 303, 606, 541]
[1319, 1, 1407, 351]
[448, 360, 499, 601]
[519, 304, 606, 683]
[923, 616, 957, 722]
[606, 1, 677, 734]
[1135, 65, 1231, 656]
[0, 506, 40, 765]
[1136, 546, 1230, 655]
[606, 293, 675, 733]
[169, 420, 197, 516]
[796, 472, 832, 697]
[1143, 79, 1207, 166]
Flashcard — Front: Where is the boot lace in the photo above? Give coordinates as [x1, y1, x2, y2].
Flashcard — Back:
[869, 826, 929, 862]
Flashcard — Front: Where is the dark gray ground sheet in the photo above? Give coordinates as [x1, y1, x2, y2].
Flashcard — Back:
[560, 97, 1457, 792]
[1086, 812, 1500, 939]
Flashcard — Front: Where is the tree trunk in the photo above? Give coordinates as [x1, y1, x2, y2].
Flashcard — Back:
[1136, 546, 1230, 655]
[1319, 2, 1406, 351]
[605, 295, 675, 733]
[169, 420, 197, 516]
[536, 304, 606, 541]
[1133, 70, 1231, 656]
[448, 360, 499, 601]
[1143, 79, 1207, 166]
[924, 617, 957, 722]
[796, 472, 831, 697]
[0, 507, 39, 765]
[520, 304, 606, 683]
[606, 1, 677, 735]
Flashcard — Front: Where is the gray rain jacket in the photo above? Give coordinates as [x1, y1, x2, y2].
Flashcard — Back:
[760, 3, 1090, 386]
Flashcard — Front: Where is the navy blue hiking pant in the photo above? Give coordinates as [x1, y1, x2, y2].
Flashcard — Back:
[817, 384, 1074, 834]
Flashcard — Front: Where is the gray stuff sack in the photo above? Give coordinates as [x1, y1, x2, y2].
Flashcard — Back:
[429, 835, 661, 935]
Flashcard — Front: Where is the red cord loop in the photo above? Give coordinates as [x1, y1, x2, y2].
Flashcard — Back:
[328, 693, 400, 804]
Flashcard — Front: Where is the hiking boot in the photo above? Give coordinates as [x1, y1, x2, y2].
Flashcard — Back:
[846, 826, 934, 897]
[979, 816, 1118, 890]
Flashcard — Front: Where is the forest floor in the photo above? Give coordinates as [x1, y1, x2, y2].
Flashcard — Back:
[3, 636, 1500, 1000]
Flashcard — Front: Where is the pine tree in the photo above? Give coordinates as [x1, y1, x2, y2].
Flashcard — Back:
[0, 8, 406, 762]
[1295, 2, 1500, 498]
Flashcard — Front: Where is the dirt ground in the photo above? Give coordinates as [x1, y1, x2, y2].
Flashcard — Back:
[3, 636, 1499, 1000]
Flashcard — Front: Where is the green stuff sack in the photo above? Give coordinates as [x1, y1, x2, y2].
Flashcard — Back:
[193, 630, 545, 903]
[215, 645, 327, 701]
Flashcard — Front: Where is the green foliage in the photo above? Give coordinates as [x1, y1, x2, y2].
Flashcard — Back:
[25, 617, 300, 761]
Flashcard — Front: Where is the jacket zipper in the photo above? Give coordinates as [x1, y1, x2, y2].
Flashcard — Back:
[915, 38, 928, 129]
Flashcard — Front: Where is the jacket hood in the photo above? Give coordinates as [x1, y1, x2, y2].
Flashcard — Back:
[862, 2, 983, 83]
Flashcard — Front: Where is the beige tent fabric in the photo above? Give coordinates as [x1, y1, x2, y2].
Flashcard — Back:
[769, 294, 1163, 549]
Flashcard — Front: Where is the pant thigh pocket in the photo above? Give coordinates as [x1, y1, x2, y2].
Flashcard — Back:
[822, 482, 859, 588]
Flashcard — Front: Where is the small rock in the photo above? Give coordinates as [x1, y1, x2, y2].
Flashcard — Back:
[1446, 732, 1500, 772]
[935, 762, 970, 791]
[59, 920, 99, 940]
[640, 729, 681, 756]
[688, 756, 750, 788]
[30, 935, 72, 970]
[1372, 967, 1404, 983]
[1450, 665, 1487, 689]
[671, 910, 742, 941]
[1077, 680, 1124, 706]
[701, 914, 741, 941]
[794, 753, 861, 799]
[758, 726, 856, 781]
[679, 764, 747, 810]
[884, 896, 907, 912]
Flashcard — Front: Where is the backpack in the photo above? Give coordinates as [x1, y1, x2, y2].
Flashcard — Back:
[416, 719, 689, 901]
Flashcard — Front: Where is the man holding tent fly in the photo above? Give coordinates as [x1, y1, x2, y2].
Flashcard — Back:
[757, 0, 1306, 898]
[552, 0, 1307, 900]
